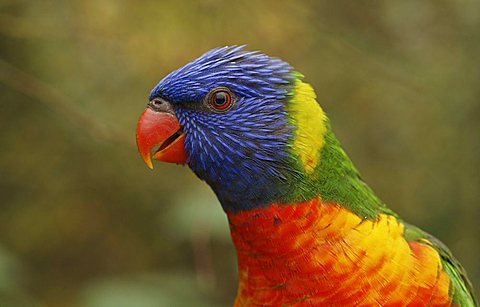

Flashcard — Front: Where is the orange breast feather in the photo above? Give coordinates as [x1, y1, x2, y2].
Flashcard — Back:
[227, 197, 453, 306]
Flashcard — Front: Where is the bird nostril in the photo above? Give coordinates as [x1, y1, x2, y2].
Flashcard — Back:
[149, 98, 164, 110]
[148, 98, 175, 114]
[151, 99, 163, 107]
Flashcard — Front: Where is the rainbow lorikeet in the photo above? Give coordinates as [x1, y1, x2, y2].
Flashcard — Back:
[135, 46, 477, 306]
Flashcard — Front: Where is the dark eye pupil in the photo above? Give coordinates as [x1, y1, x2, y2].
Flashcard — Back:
[214, 92, 227, 106]
[209, 89, 233, 111]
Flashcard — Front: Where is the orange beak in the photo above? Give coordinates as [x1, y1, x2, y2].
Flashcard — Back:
[136, 107, 187, 169]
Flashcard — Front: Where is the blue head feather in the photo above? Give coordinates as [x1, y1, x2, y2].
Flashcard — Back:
[150, 46, 298, 212]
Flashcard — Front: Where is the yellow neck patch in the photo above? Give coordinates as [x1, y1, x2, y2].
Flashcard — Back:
[286, 79, 327, 174]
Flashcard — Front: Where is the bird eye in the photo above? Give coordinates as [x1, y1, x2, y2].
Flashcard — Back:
[208, 88, 234, 112]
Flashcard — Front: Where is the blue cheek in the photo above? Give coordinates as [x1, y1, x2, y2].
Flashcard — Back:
[176, 102, 293, 212]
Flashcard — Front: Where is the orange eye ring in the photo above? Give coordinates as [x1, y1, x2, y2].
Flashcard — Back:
[209, 88, 234, 111]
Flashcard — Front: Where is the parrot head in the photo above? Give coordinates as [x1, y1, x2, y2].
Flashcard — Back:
[136, 46, 327, 212]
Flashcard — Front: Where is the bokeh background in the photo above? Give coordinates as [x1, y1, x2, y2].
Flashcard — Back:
[1, 0, 479, 306]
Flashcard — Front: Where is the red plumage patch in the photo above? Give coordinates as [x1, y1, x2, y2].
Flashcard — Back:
[227, 197, 453, 306]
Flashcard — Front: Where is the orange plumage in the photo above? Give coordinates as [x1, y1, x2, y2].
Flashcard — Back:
[228, 197, 453, 306]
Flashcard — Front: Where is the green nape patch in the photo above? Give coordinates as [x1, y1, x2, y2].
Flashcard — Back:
[313, 123, 393, 219]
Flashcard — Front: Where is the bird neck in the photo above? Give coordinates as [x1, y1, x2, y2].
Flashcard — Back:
[287, 124, 392, 219]
[280, 78, 390, 219]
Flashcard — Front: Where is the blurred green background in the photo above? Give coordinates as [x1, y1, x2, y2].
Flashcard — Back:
[1, 0, 479, 306]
